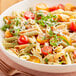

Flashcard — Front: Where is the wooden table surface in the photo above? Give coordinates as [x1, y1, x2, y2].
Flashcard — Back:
[0, 0, 22, 14]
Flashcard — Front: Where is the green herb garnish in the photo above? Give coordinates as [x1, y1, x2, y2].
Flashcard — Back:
[36, 12, 57, 27]
[1, 24, 10, 31]
[65, 54, 68, 57]
[45, 58, 48, 64]
[57, 36, 70, 45]
[10, 28, 20, 36]
[16, 20, 19, 26]
[25, 22, 28, 25]
[42, 36, 46, 40]
[59, 61, 64, 64]
[49, 29, 70, 47]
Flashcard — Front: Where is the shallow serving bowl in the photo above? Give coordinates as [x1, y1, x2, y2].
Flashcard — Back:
[0, 0, 76, 73]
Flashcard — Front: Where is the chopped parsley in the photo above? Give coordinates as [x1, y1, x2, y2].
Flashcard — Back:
[26, 53, 31, 55]
[59, 61, 64, 64]
[65, 54, 68, 57]
[10, 28, 20, 36]
[45, 58, 48, 64]
[14, 17, 21, 26]
[36, 12, 57, 27]
[25, 21, 28, 25]
[1, 24, 10, 31]
[42, 36, 46, 40]
[57, 36, 70, 45]
[48, 29, 70, 47]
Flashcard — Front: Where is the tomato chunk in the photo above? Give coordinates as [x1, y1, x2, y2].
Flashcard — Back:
[41, 46, 52, 55]
[70, 22, 76, 31]
[49, 4, 64, 12]
[57, 4, 64, 10]
[74, 50, 76, 58]
[24, 11, 35, 20]
[18, 35, 29, 45]
[49, 6, 58, 12]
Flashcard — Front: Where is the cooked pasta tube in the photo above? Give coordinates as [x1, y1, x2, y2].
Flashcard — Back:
[12, 11, 21, 17]
[65, 52, 71, 64]
[35, 24, 43, 34]
[52, 9, 76, 15]
[58, 22, 71, 25]
[54, 46, 63, 53]
[64, 46, 76, 52]
[20, 44, 36, 53]
[4, 36, 18, 42]
[61, 11, 76, 15]
[8, 49, 18, 56]
[72, 43, 76, 47]
[70, 19, 76, 22]
[3, 43, 17, 48]
[61, 41, 68, 47]
[20, 55, 30, 60]
[15, 44, 30, 50]
[54, 52, 65, 60]
[10, 48, 19, 55]
[20, 28, 38, 34]
[32, 48, 44, 63]
[22, 31, 38, 36]
[27, 56, 40, 63]
[29, 36, 37, 44]
[43, 54, 54, 62]
[36, 43, 41, 53]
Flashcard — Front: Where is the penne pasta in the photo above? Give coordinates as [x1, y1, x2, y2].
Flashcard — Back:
[3, 42, 17, 48]
[65, 53, 71, 64]
[19, 28, 38, 34]
[20, 44, 36, 53]
[22, 31, 38, 36]
[15, 44, 30, 50]
[4, 36, 18, 42]
[1, 3, 76, 65]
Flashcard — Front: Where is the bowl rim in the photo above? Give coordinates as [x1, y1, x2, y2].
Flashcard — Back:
[0, 0, 76, 68]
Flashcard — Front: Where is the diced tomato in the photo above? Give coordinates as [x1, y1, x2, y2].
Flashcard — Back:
[49, 6, 58, 12]
[41, 46, 52, 55]
[49, 4, 64, 12]
[18, 35, 29, 45]
[74, 50, 76, 58]
[24, 11, 35, 20]
[70, 22, 76, 31]
[57, 4, 64, 10]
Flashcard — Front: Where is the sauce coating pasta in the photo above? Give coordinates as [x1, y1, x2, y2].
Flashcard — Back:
[1, 3, 76, 65]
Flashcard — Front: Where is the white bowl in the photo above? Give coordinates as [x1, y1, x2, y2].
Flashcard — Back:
[0, 0, 76, 73]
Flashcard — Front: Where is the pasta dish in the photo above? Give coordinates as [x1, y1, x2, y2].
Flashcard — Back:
[1, 3, 76, 65]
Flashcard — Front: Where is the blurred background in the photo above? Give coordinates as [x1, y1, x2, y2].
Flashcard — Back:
[0, 0, 22, 14]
